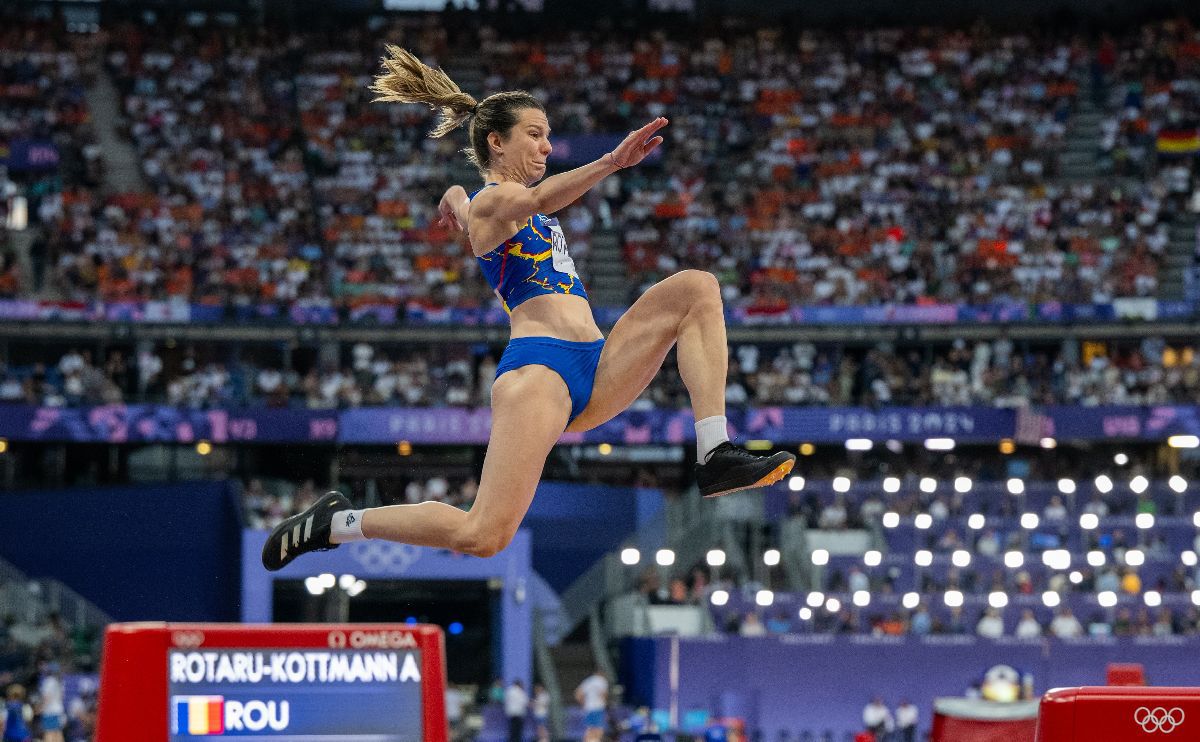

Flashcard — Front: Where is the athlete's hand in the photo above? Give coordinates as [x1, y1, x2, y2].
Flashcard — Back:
[608, 117, 668, 169]
[437, 185, 468, 231]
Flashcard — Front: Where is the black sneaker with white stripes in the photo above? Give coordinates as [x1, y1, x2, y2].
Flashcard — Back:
[695, 442, 796, 498]
[261, 490, 351, 572]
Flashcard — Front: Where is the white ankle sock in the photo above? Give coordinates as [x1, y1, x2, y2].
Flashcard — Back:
[695, 415, 730, 464]
[330, 509, 366, 544]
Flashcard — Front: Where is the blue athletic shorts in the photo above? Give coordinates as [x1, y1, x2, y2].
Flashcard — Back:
[495, 336, 605, 424]
[584, 709, 606, 728]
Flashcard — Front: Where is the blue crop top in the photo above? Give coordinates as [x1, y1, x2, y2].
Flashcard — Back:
[470, 184, 589, 313]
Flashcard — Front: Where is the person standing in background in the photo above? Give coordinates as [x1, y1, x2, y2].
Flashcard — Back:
[895, 699, 919, 742]
[37, 662, 65, 742]
[862, 696, 894, 738]
[576, 669, 609, 742]
[504, 679, 529, 742]
[531, 682, 550, 742]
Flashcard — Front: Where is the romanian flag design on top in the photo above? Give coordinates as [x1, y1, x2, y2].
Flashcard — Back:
[172, 696, 224, 735]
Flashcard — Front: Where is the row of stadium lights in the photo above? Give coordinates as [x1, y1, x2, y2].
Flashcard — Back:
[786, 474, 1190, 494]
[304, 573, 367, 597]
[621, 545, 1200, 572]
[708, 587, 1200, 614]
[592, 438, 1200, 458]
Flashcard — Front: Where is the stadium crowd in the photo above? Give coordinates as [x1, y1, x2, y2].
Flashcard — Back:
[3, 16, 1195, 316]
[2, 335, 1198, 409]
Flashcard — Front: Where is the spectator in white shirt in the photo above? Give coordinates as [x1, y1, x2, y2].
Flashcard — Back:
[863, 697, 894, 737]
[895, 699, 919, 742]
[576, 670, 609, 742]
[976, 608, 1005, 639]
[504, 679, 529, 742]
[1015, 609, 1043, 639]
[1049, 607, 1084, 639]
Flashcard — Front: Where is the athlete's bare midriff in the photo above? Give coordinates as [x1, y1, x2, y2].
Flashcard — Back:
[508, 293, 604, 342]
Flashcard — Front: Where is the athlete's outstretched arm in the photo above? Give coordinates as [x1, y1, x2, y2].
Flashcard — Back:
[473, 117, 667, 222]
[437, 185, 470, 231]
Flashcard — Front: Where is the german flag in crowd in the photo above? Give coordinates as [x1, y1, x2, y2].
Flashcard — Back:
[1156, 127, 1200, 155]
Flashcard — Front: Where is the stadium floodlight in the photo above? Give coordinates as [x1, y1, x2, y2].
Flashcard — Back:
[925, 438, 955, 451]
[920, 477, 937, 493]
[1195, 511, 1200, 529]
[1144, 591, 1162, 608]
[1042, 591, 1061, 608]
[756, 590, 775, 607]
[1004, 551, 1025, 569]
[1020, 513, 1040, 530]
[1169, 476, 1188, 493]
[656, 549, 676, 566]
[902, 592, 920, 610]
[989, 591, 1009, 609]
[967, 513, 986, 530]
[806, 592, 825, 608]
[1183, 551, 1198, 568]
[1095, 475, 1114, 493]
[944, 590, 964, 608]
[710, 590, 729, 606]
[304, 577, 325, 596]
[788, 476, 805, 492]
[763, 549, 781, 566]
[346, 579, 367, 597]
[1130, 475, 1149, 494]
[339, 574, 357, 590]
[621, 548, 641, 566]
[1113, 453, 1129, 466]
[1058, 478, 1077, 495]
[955, 476, 973, 493]
[799, 607, 813, 620]
[845, 439, 873, 451]
[914, 513, 933, 530]
[319, 573, 336, 589]
[1193, 591, 1200, 608]
[1079, 513, 1099, 530]
[883, 477, 901, 493]
[882, 512, 901, 528]
[914, 550, 933, 567]
[853, 591, 871, 607]
[1124, 549, 1145, 567]
[1098, 591, 1118, 608]
[1168, 435, 1200, 449]
[1007, 478, 1026, 495]
[952, 550, 971, 568]
[833, 476, 852, 493]
[886, 440, 904, 454]
[1042, 550, 1070, 571]
[1040, 437, 1057, 449]
[863, 550, 882, 567]
[811, 549, 830, 566]
[1135, 513, 1155, 530]
[825, 597, 841, 613]
[1069, 571, 1083, 585]
[706, 549, 726, 567]
[1087, 550, 1106, 567]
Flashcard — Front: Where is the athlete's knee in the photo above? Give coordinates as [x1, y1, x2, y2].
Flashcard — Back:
[455, 519, 515, 558]
[677, 269, 722, 309]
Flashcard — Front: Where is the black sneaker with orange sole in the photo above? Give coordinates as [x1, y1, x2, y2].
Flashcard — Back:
[261, 490, 351, 572]
[695, 442, 796, 498]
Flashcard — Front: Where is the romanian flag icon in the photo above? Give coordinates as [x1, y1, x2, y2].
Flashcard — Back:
[172, 696, 224, 736]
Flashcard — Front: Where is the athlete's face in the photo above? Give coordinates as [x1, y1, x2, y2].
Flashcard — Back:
[493, 108, 552, 185]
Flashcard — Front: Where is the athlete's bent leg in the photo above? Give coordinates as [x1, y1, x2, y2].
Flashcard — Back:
[568, 269, 794, 497]
[262, 366, 571, 570]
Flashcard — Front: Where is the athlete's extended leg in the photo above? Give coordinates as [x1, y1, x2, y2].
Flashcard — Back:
[262, 366, 571, 570]
[568, 269, 794, 497]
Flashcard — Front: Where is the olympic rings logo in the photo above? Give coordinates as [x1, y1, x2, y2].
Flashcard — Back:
[1135, 707, 1185, 734]
[171, 630, 205, 648]
[348, 541, 422, 573]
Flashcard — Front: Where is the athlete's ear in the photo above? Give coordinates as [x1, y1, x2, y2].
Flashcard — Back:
[487, 130, 504, 159]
